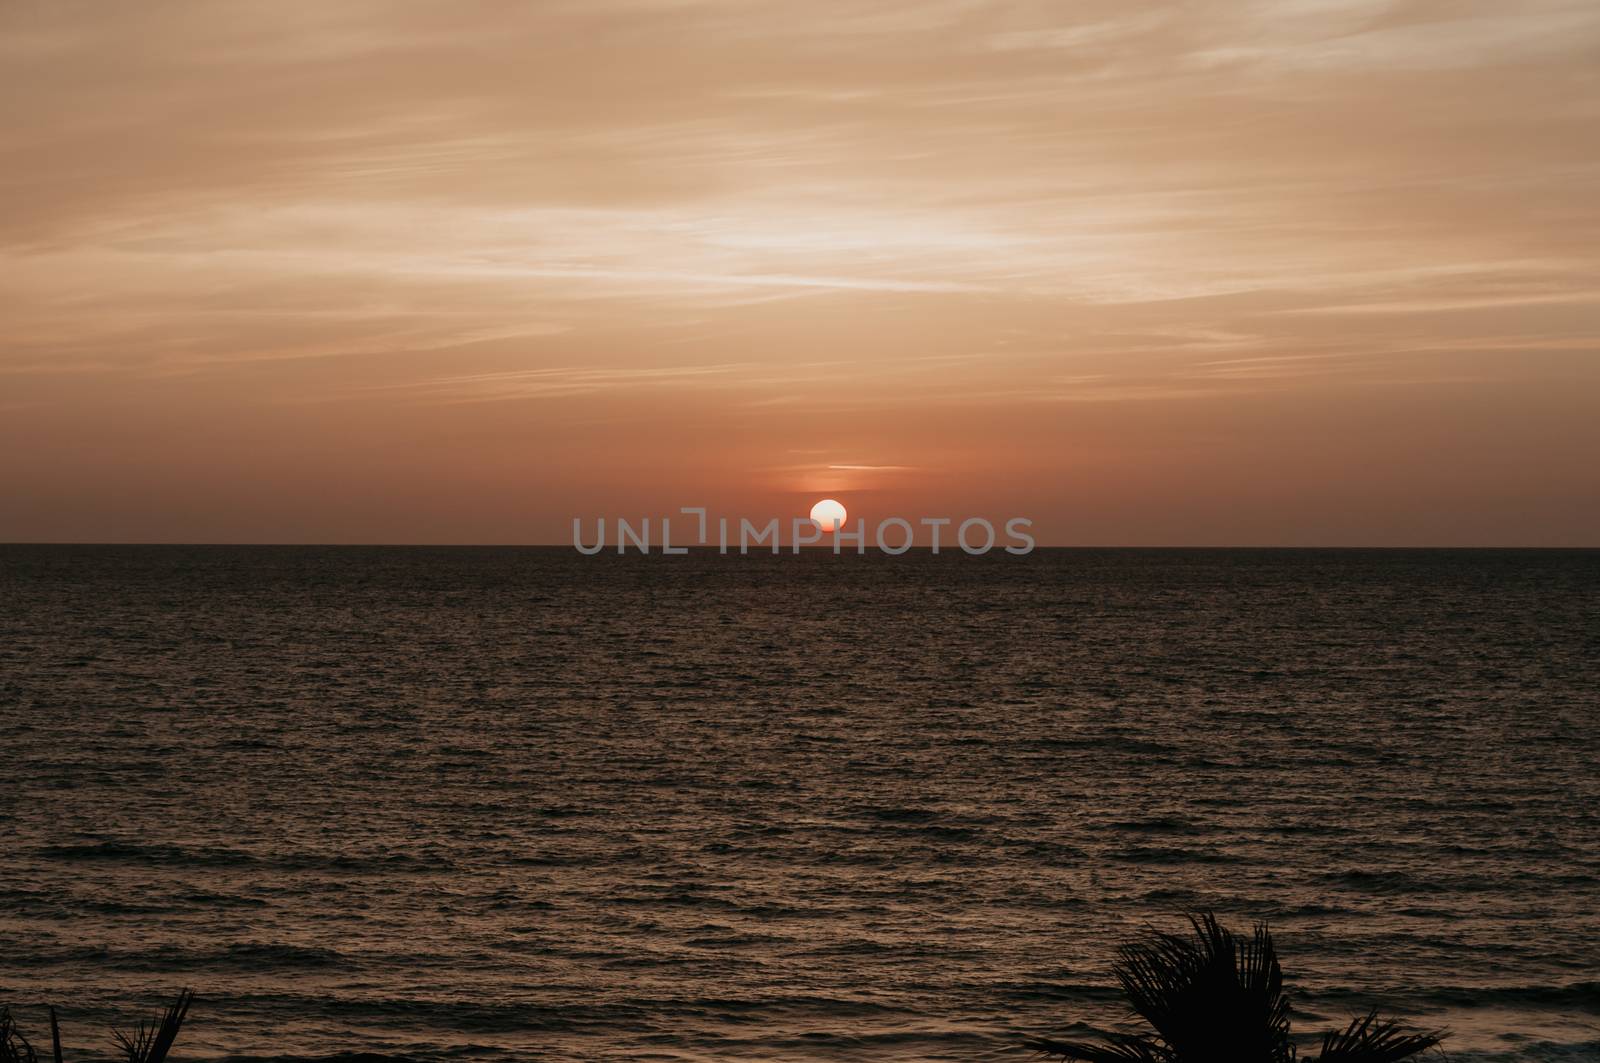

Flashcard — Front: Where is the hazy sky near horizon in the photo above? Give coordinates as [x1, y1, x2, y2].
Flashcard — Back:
[3, 0, 1598, 545]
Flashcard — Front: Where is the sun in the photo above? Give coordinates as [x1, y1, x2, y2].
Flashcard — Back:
[809, 498, 847, 532]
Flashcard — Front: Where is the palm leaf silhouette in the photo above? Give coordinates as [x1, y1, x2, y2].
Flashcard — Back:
[1311, 1009, 1442, 1063]
[112, 989, 194, 1063]
[1, 1008, 40, 1063]
[3, 991, 194, 1063]
[1027, 1031, 1172, 1063]
[1026, 913, 1442, 1063]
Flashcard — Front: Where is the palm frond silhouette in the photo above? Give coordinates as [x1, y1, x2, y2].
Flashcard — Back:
[1025, 914, 1441, 1063]
[111, 989, 194, 1063]
[1, 991, 193, 1063]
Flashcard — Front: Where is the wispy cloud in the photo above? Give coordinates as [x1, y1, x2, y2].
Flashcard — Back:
[826, 463, 917, 471]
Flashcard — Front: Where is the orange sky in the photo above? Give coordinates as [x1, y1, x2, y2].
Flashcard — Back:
[3, 1, 1597, 545]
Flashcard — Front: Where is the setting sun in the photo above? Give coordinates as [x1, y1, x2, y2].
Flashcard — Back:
[809, 498, 847, 533]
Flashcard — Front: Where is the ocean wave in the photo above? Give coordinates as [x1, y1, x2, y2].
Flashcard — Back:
[36, 841, 258, 866]
[1399, 1039, 1600, 1063]
[1416, 981, 1600, 1012]
[1308, 979, 1600, 1015]
[1108, 845, 1244, 865]
[223, 1047, 507, 1063]
[33, 841, 451, 874]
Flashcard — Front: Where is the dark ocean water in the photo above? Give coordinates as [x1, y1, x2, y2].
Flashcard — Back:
[2, 546, 1597, 1063]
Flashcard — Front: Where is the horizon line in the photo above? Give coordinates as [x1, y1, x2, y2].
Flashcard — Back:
[4, 542, 1598, 551]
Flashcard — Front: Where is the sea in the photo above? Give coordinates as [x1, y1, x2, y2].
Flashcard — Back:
[2, 546, 1597, 1062]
